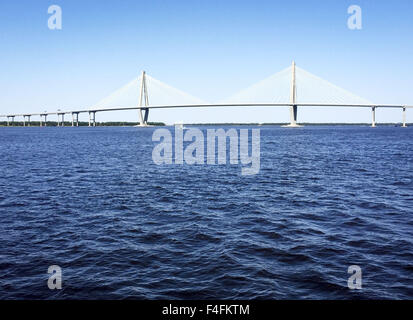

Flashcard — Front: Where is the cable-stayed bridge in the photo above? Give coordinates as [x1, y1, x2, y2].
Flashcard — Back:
[1, 62, 411, 127]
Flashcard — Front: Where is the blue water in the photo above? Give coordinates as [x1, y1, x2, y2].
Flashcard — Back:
[0, 126, 412, 299]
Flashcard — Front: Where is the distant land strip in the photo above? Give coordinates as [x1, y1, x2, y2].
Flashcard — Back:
[0, 121, 165, 127]
[0, 122, 411, 127]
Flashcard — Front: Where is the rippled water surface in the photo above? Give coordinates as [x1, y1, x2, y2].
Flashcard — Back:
[0, 126, 412, 299]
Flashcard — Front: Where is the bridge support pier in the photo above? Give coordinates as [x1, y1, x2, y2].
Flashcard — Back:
[282, 105, 301, 127]
[139, 108, 149, 126]
[71, 112, 79, 127]
[7, 116, 14, 126]
[57, 113, 65, 127]
[402, 107, 407, 127]
[290, 104, 298, 126]
[371, 107, 376, 127]
[138, 109, 144, 126]
[89, 111, 96, 127]
[25, 115, 31, 127]
[144, 108, 149, 124]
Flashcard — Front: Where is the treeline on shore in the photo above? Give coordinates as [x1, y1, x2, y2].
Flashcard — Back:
[0, 121, 165, 127]
[0, 121, 409, 127]
[184, 122, 410, 126]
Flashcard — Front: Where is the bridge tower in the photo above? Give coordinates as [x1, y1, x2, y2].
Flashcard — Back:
[284, 61, 301, 127]
[138, 71, 150, 126]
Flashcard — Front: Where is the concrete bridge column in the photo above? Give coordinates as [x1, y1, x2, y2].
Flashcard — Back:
[138, 108, 144, 126]
[290, 105, 298, 126]
[61, 114, 65, 127]
[282, 105, 299, 127]
[44, 115, 47, 127]
[88, 112, 96, 127]
[23, 115, 31, 127]
[402, 107, 407, 127]
[138, 108, 149, 126]
[143, 108, 149, 125]
[71, 113, 79, 126]
[371, 107, 376, 127]
[138, 109, 149, 126]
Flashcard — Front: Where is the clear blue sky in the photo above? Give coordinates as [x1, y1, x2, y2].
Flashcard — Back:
[1, 0, 412, 123]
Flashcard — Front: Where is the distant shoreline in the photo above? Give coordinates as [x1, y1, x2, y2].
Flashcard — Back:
[0, 121, 165, 127]
[0, 122, 410, 127]
[183, 123, 411, 126]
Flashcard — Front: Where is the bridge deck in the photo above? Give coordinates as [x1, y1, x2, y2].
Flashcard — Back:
[1, 103, 411, 118]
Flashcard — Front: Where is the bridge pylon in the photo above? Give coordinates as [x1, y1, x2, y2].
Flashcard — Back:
[283, 61, 302, 127]
[138, 71, 150, 126]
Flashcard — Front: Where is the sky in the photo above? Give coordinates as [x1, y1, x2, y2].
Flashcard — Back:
[0, 0, 413, 124]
